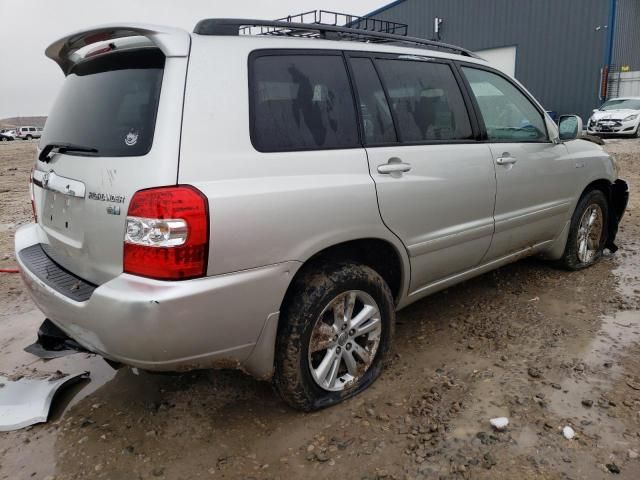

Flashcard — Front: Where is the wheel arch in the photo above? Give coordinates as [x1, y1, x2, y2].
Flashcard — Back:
[581, 178, 612, 198]
[280, 237, 408, 310]
[579, 178, 628, 250]
[545, 176, 628, 261]
[243, 236, 408, 381]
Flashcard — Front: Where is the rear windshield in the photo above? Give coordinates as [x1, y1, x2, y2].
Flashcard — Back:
[40, 49, 164, 157]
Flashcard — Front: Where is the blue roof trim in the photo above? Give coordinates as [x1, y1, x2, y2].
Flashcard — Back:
[363, 0, 409, 18]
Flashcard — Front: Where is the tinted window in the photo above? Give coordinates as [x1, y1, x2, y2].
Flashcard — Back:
[376, 59, 472, 142]
[462, 67, 547, 142]
[40, 49, 164, 157]
[350, 57, 396, 144]
[251, 54, 358, 152]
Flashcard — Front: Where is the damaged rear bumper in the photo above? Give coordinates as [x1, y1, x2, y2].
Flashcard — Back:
[15, 223, 299, 377]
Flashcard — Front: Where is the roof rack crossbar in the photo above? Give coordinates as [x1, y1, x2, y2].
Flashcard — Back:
[193, 18, 478, 58]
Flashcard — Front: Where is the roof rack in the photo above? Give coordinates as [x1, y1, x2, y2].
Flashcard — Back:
[193, 17, 479, 59]
[265, 10, 408, 36]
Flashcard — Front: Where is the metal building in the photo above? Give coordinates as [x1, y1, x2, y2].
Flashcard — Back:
[365, 0, 640, 122]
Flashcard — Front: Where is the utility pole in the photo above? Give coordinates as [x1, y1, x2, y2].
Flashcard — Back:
[601, 0, 617, 100]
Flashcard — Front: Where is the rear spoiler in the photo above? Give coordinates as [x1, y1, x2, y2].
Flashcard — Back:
[45, 23, 191, 75]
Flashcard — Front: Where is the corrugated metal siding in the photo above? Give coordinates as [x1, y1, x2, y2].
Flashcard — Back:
[613, 0, 640, 71]
[369, 0, 610, 121]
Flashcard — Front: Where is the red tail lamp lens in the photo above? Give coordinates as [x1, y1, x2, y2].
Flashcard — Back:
[123, 185, 209, 280]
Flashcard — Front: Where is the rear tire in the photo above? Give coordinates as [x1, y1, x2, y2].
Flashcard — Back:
[558, 189, 609, 270]
[25, 135, 32, 140]
[274, 263, 395, 411]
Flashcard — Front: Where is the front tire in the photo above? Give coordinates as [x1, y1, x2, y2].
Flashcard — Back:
[274, 263, 395, 411]
[558, 189, 609, 270]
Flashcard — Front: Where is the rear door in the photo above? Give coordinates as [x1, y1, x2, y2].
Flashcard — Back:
[460, 65, 574, 260]
[350, 54, 497, 292]
[33, 43, 189, 285]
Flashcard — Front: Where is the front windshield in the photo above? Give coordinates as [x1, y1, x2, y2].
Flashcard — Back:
[600, 99, 640, 111]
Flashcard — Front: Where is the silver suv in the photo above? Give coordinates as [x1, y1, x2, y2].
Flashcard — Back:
[16, 20, 628, 410]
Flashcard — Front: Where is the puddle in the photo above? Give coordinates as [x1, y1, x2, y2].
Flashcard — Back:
[546, 255, 640, 447]
[547, 309, 639, 439]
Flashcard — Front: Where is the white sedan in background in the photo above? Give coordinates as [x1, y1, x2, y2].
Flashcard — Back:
[587, 97, 640, 137]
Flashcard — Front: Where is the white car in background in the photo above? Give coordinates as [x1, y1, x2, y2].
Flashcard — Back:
[15, 126, 43, 140]
[587, 97, 640, 137]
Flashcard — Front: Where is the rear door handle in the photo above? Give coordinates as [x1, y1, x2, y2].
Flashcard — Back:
[377, 158, 412, 175]
[495, 155, 517, 166]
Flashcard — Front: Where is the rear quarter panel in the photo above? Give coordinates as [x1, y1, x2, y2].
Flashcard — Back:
[178, 36, 410, 291]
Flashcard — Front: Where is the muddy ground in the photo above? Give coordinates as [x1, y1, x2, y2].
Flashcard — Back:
[0, 138, 639, 480]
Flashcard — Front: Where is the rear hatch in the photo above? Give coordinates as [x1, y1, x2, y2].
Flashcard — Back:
[32, 26, 191, 285]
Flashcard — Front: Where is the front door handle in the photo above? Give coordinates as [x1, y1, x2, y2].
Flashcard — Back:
[377, 158, 412, 175]
[495, 154, 517, 166]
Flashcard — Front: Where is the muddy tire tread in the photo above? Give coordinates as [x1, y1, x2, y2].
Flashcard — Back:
[557, 189, 609, 271]
[273, 262, 394, 411]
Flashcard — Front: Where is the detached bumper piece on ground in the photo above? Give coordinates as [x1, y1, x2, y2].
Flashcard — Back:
[0, 320, 91, 432]
[0, 372, 89, 431]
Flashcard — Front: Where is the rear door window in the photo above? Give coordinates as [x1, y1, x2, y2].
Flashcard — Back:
[250, 53, 358, 152]
[349, 57, 396, 145]
[375, 59, 473, 142]
[40, 49, 164, 157]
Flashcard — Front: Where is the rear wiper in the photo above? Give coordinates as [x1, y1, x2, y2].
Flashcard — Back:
[39, 143, 98, 163]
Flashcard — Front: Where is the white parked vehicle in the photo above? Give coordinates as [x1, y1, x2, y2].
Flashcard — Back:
[587, 97, 640, 137]
[15, 126, 43, 140]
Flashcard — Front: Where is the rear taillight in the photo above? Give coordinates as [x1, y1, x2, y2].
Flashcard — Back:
[123, 185, 209, 280]
[29, 168, 37, 222]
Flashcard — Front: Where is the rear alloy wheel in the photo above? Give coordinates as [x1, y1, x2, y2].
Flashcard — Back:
[274, 263, 394, 411]
[25, 135, 32, 140]
[558, 189, 608, 270]
[308, 290, 382, 392]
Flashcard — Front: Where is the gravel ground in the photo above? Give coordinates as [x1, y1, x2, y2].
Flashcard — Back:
[0, 138, 639, 480]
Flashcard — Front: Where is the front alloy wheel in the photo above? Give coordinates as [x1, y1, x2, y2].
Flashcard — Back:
[576, 204, 604, 264]
[559, 189, 609, 270]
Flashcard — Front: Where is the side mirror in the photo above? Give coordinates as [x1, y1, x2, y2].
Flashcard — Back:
[558, 115, 583, 141]
[592, 108, 599, 113]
